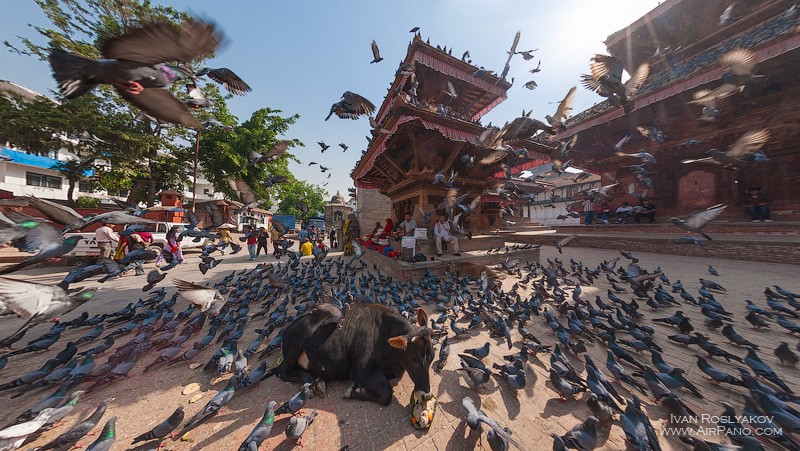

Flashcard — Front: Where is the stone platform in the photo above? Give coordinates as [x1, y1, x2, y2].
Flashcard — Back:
[361, 241, 540, 281]
[512, 229, 800, 265]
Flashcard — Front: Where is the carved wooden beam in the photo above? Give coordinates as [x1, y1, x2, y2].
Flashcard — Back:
[441, 142, 466, 172]
[371, 164, 396, 183]
[379, 152, 408, 178]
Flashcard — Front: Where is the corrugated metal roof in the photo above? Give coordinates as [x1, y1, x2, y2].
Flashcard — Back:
[1, 148, 94, 176]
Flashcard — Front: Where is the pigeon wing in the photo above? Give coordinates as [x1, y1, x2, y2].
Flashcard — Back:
[725, 129, 770, 158]
[552, 86, 577, 125]
[371, 40, 381, 61]
[116, 87, 202, 129]
[684, 204, 726, 230]
[173, 279, 218, 311]
[0, 278, 59, 320]
[231, 179, 257, 205]
[25, 196, 82, 225]
[271, 219, 287, 235]
[204, 68, 251, 95]
[719, 48, 755, 76]
[479, 149, 509, 166]
[259, 140, 290, 163]
[204, 204, 225, 229]
[12, 223, 62, 253]
[624, 63, 650, 97]
[589, 54, 624, 85]
[341, 91, 376, 116]
[100, 20, 220, 65]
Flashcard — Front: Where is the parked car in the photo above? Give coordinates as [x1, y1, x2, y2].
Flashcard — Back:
[64, 221, 207, 257]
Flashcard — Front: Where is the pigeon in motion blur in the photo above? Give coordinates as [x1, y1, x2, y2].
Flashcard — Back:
[325, 91, 375, 120]
[370, 40, 383, 64]
[49, 20, 222, 128]
[669, 204, 727, 240]
[581, 54, 650, 113]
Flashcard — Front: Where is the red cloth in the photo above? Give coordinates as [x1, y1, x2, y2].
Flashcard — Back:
[138, 231, 154, 243]
[246, 235, 258, 245]
[381, 219, 394, 238]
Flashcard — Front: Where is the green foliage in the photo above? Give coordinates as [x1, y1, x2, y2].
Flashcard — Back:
[75, 196, 101, 208]
[277, 181, 328, 220]
[197, 107, 302, 210]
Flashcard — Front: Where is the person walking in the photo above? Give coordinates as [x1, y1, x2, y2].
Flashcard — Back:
[124, 232, 147, 276]
[583, 198, 596, 225]
[269, 226, 282, 256]
[246, 230, 258, 261]
[256, 227, 269, 257]
[434, 214, 460, 257]
[329, 228, 337, 249]
[217, 226, 232, 253]
[95, 222, 119, 263]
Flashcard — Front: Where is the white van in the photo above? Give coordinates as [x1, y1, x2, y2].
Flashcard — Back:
[64, 222, 207, 257]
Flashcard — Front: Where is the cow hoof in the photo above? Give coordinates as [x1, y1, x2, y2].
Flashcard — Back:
[315, 380, 327, 398]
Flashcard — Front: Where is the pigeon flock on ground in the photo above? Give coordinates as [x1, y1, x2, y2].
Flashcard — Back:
[0, 229, 798, 450]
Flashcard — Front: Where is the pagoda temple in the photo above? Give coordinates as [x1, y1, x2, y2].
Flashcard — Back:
[556, 0, 800, 217]
[351, 36, 553, 233]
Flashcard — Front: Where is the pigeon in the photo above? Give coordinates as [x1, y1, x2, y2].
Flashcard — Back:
[554, 235, 577, 254]
[0, 278, 96, 341]
[434, 336, 450, 373]
[695, 355, 743, 386]
[250, 140, 291, 166]
[238, 401, 276, 451]
[173, 279, 226, 315]
[142, 269, 166, 292]
[721, 324, 758, 349]
[581, 54, 650, 112]
[0, 408, 54, 450]
[682, 129, 771, 167]
[36, 398, 112, 451]
[669, 204, 726, 240]
[179, 380, 236, 437]
[276, 383, 313, 415]
[325, 91, 375, 120]
[587, 393, 614, 423]
[461, 397, 520, 448]
[286, 409, 317, 444]
[228, 178, 264, 214]
[49, 21, 222, 128]
[85, 416, 116, 451]
[774, 342, 798, 366]
[370, 40, 383, 64]
[458, 354, 491, 390]
[131, 406, 184, 446]
[744, 347, 793, 393]
[0, 225, 84, 275]
[194, 67, 251, 95]
[559, 416, 599, 451]
[464, 342, 490, 360]
[549, 368, 585, 400]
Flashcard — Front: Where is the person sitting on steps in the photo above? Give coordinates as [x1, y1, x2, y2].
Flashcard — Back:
[744, 187, 773, 222]
[434, 214, 460, 257]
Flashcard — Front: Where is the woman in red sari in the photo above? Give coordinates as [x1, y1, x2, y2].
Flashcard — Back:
[380, 218, 394, 239]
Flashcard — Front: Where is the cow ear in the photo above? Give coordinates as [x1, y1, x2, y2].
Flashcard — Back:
[417, 308, 428, 327]
[388, 335, 408, 350]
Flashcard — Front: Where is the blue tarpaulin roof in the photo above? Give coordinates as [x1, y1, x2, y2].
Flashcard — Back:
[1, 147, 94, 176]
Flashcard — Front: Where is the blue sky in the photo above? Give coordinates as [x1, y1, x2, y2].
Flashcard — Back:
[0, 0, 661, 201]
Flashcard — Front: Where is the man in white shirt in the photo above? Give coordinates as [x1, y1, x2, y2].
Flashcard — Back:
[398, 212, 417, 237]
[95, 222, 119, 262]
[433, 214, 460, 257]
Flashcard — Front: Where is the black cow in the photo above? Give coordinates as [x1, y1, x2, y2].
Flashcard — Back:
[278, 303, 434, 405]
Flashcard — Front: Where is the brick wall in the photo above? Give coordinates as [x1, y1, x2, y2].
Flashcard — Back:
[356, 188, 391, 235]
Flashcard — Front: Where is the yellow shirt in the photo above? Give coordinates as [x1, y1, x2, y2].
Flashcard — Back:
[300, 241, 313, 256]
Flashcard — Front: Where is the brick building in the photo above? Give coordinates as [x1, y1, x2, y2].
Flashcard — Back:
[556, 0, 800, 218]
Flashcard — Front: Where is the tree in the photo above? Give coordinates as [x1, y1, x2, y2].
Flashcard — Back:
[196, 107, 302, 210]
[277, 182, 328, 220]
[52, 158, 94, 207]
[4, 0, 218, 206]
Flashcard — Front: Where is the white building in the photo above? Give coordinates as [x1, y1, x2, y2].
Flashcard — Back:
[518, 166, 601, 226]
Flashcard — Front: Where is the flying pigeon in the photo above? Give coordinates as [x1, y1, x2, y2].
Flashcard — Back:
[325, 91, 375, 120]
[172, 279, 226, 315]
[370, 40, 383, 64]
[581, 54, 650, 113]
[195, 67, 251, 95]
[250, 140, 291, 165]
[669, 204, 727, 240]
[49, 21, 222, 128]
[0, 278, 96, 339]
